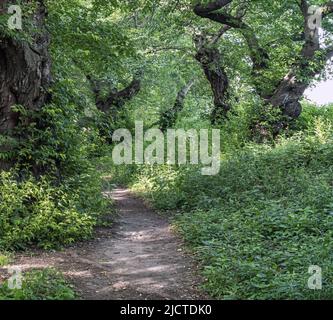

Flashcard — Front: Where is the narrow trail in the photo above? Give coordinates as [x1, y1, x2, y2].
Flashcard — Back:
[11, 188, 205, 300]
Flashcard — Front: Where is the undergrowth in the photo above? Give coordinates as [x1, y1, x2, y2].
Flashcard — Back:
[110, 105, 333, 299]
[0, 268, 75, 300]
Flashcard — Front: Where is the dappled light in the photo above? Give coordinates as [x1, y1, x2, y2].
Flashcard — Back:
[1, 0, 333, 302]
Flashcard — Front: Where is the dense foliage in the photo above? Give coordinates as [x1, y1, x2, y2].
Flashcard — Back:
[0, 0, 333, 300]
[111, 106, 333, 299]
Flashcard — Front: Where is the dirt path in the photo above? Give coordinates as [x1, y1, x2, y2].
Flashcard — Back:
[9, 188, 205, 300]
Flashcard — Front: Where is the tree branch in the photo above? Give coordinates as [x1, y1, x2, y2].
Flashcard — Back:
[100, 76, 142, 113]
[194, 1, 269, 71]
[86, 74, 142, 114]
[211, 25, 231, 45]
[194, 0, 233, 15]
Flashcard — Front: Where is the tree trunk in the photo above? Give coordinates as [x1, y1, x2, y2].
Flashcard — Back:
[0, 1, 51, 134]
[88, 76, 141, 116]
[194, 0, 333, 137]
[194, 35, 230, 124]
[0, 1, 51, 170]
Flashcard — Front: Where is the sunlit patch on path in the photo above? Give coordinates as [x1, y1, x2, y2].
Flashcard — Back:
[10, 188, 205, 300]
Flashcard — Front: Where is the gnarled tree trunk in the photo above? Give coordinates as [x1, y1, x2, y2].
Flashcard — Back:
[0, 0, 52, 169]
[266, 0, 333, 120]
[0, 1, 51, 134]
[195, 44, 230, 124]
[193, 30, 231, 124]
[194, 0, 333, 137]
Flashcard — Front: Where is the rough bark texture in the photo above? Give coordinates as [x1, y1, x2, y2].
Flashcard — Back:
[0, 1, 51, 170]
[265, 0, 333, 119]
[159, 79, 195, 131]
[0, 1, 52, 134]
[194, 31, 231, 124]
[194, 1, 269, 75]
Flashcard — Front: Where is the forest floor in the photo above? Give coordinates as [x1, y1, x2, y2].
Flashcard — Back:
[8, 188, 205, 300]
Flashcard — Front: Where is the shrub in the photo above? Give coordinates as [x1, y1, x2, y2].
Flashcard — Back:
[0, 98, 111, 250]
[0, 172, 98, 250]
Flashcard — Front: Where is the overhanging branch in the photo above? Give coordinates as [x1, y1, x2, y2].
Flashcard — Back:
[194, 1, 269, 71]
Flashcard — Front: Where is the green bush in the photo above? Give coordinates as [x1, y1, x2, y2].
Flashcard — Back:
[0, 96, 111, 250]
[0, 268, 75, 300]
[0, 172, 98, 250]
[0, 252, 11, 267]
